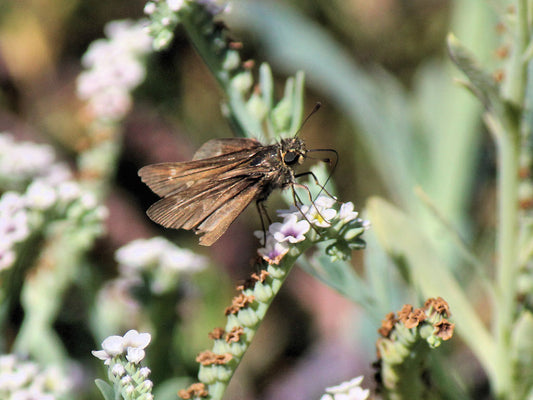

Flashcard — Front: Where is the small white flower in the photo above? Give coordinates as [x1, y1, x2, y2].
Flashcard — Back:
[121, 375, 133, 385]
[314, 196, 336, 209]
[139, 367, 151, 378]
[167, 0, 186, 11]
[57, 182, 81, 202]
[101, 335, 125, 356]
[43, 163, 72, 185]
[258, 236, 289, 264]
[116, 238, 165, 271]
[111, 363, 126, 377]
[276, 204, 300, 219]
[140, 379, 153, 391]
[0, 248, 16, 271]
[123, 330, 151, 349]
[87, 87, 132, 121]
[269, 214, 310, 243]
[160, 247, 207, 273]
[144, 2, 156, 14]
[80, 192, 98, 210]
[0, 354, 17, 370]
[0, 192, 26, 215]
[124, 384, 135, 394]
[126, 347, 145, 364]
[337, 202, 359, 224]
[91, 350, 111, 363]
[26, 181, 57, 210]
[302, 201, 337, 228]
[0, 211, 30, 243]
[322, 376, 370, 400]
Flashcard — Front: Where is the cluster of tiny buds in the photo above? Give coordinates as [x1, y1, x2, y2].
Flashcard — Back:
[258, 196, 369, 264]
[93, 330, 154, 400]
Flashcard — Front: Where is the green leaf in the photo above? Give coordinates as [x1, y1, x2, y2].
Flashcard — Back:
[300, 251, 378, 317]
[94, 379, 115, 400]
[446, 33, 499, 110]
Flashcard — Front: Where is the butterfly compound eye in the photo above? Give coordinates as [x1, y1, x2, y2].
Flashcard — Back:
[284, 151, 299, 165]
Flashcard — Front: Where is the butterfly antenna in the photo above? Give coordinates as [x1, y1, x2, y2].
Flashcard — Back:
[294, 102, 322, 138]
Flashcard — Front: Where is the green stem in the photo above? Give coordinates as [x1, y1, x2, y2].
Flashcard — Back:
[201, 243, 311, 400]
[494, 123, 520, 398]
[503, 0, 528, 106]
[493, 1, 529, 397]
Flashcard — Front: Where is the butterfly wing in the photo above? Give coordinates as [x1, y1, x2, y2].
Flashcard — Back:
[193, 138, 261, 160]
[145, 176, 265, 245]
[139, 139, 281, 245]
[138, 143, 262, 197]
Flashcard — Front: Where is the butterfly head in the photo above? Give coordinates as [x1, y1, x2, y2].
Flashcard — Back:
[280, 138, 307, 167]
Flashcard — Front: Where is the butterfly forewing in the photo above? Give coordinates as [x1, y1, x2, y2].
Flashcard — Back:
[139, 137, 306, 245]
[192, 137, 261, 160]
[139, 148, 259, 197]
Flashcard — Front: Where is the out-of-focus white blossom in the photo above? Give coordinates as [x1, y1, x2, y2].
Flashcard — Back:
[115, 237, 208, 294]
[0, 133, 72, 189]
[320, 376, 370, 400]
[115, 237, 208, 295]
[0, 354, 72, 399]
[167, 0, 186, 11]
[0, 134, 107, 272]
[77, 20, 152, 121]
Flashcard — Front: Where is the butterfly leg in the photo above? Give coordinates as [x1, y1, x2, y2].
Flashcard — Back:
[256, 200, 271, 245]
[290, 184, 323, 237]
[294, 171, 338, 202]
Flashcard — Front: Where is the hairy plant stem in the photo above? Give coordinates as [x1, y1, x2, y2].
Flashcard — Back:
[493, 1, 528, 395]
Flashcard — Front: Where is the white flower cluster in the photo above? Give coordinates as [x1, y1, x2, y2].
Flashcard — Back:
[320, 376, 370, 400]
[93, 330, 154, 400]
[0, 180, 107, 271]
[115, 237, 208, 294]
[0, 134, 71, 190]
[144, 0, 227, 16]
[144, 0, 229, 50]
[258, 196, 363, 264]
[77, 20, 152, 122]
[0, 354, 72, 400]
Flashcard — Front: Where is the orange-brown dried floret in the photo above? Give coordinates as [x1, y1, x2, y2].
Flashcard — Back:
[208, 327, 225, 340]
[226, 326, 245, 343]
[225, 294, 255, 315]
[397, 304, 413, 322]
[434, 319, 455, 341]
[178, 382, 208, 399]
[425, 297, 451, 316]
[196, 350, 233, 366]
[378, 312, 397, 338]
[404, 308, 427, 329]
[252, 270, 269, 283]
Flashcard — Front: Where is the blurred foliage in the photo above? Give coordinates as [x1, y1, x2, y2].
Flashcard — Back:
[0, 0, 521, 399]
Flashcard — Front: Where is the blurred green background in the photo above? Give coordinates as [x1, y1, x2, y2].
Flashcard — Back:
[0, 0, 501, 398]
